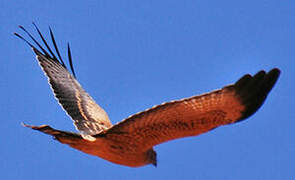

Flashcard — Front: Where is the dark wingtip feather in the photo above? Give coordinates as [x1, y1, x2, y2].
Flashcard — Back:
[14, 32, 34, 48]
[16, 24, 77, 78]
[67, 43, 76, 78]
[18, 25, 50, 57]
[49, 26, 66, 68]
[234, 68, 280, 122]
[32, 22, 59, 62]
[263, 68, 281, 93]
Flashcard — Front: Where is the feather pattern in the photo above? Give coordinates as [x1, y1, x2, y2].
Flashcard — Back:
[103, 69, 280, 150]
[16, 24, 280, 167]
[15, 24, 111, 135]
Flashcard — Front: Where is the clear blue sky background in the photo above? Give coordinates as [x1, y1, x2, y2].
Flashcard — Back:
[1, 1, 294, 179]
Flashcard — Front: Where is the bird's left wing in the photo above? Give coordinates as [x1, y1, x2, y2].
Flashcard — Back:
[15, 24, 112, 136]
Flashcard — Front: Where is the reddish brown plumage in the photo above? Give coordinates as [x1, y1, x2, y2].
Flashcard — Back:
[16, 25, 280, 167]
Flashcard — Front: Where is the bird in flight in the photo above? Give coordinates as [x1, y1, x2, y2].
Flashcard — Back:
[15, 24, 280, 167]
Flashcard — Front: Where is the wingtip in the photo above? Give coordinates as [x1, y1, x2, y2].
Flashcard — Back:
[235, 68, 281, 122]
[270, 67, 281, 73]
[268, 68, 281, 81]
[16, 24, 77, 77]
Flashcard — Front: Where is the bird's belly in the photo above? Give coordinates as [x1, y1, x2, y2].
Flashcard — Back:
[67, 138, 149, 167]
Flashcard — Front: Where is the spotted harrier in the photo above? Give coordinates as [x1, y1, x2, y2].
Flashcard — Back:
[15, 24, 280, 167]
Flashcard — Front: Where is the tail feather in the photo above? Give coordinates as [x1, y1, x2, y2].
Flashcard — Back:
[22, 123, 82, 142]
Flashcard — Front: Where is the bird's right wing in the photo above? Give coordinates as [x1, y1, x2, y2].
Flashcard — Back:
[15, 24, 112, 136]
[103, 69, 280, 151]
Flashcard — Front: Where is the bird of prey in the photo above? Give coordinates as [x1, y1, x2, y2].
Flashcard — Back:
[15, 24, 280, 167]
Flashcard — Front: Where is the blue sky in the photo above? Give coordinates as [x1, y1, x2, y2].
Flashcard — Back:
[1, 0, 294, 179]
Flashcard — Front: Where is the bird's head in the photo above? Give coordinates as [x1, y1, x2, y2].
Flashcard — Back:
[146, 149, 157, 167]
